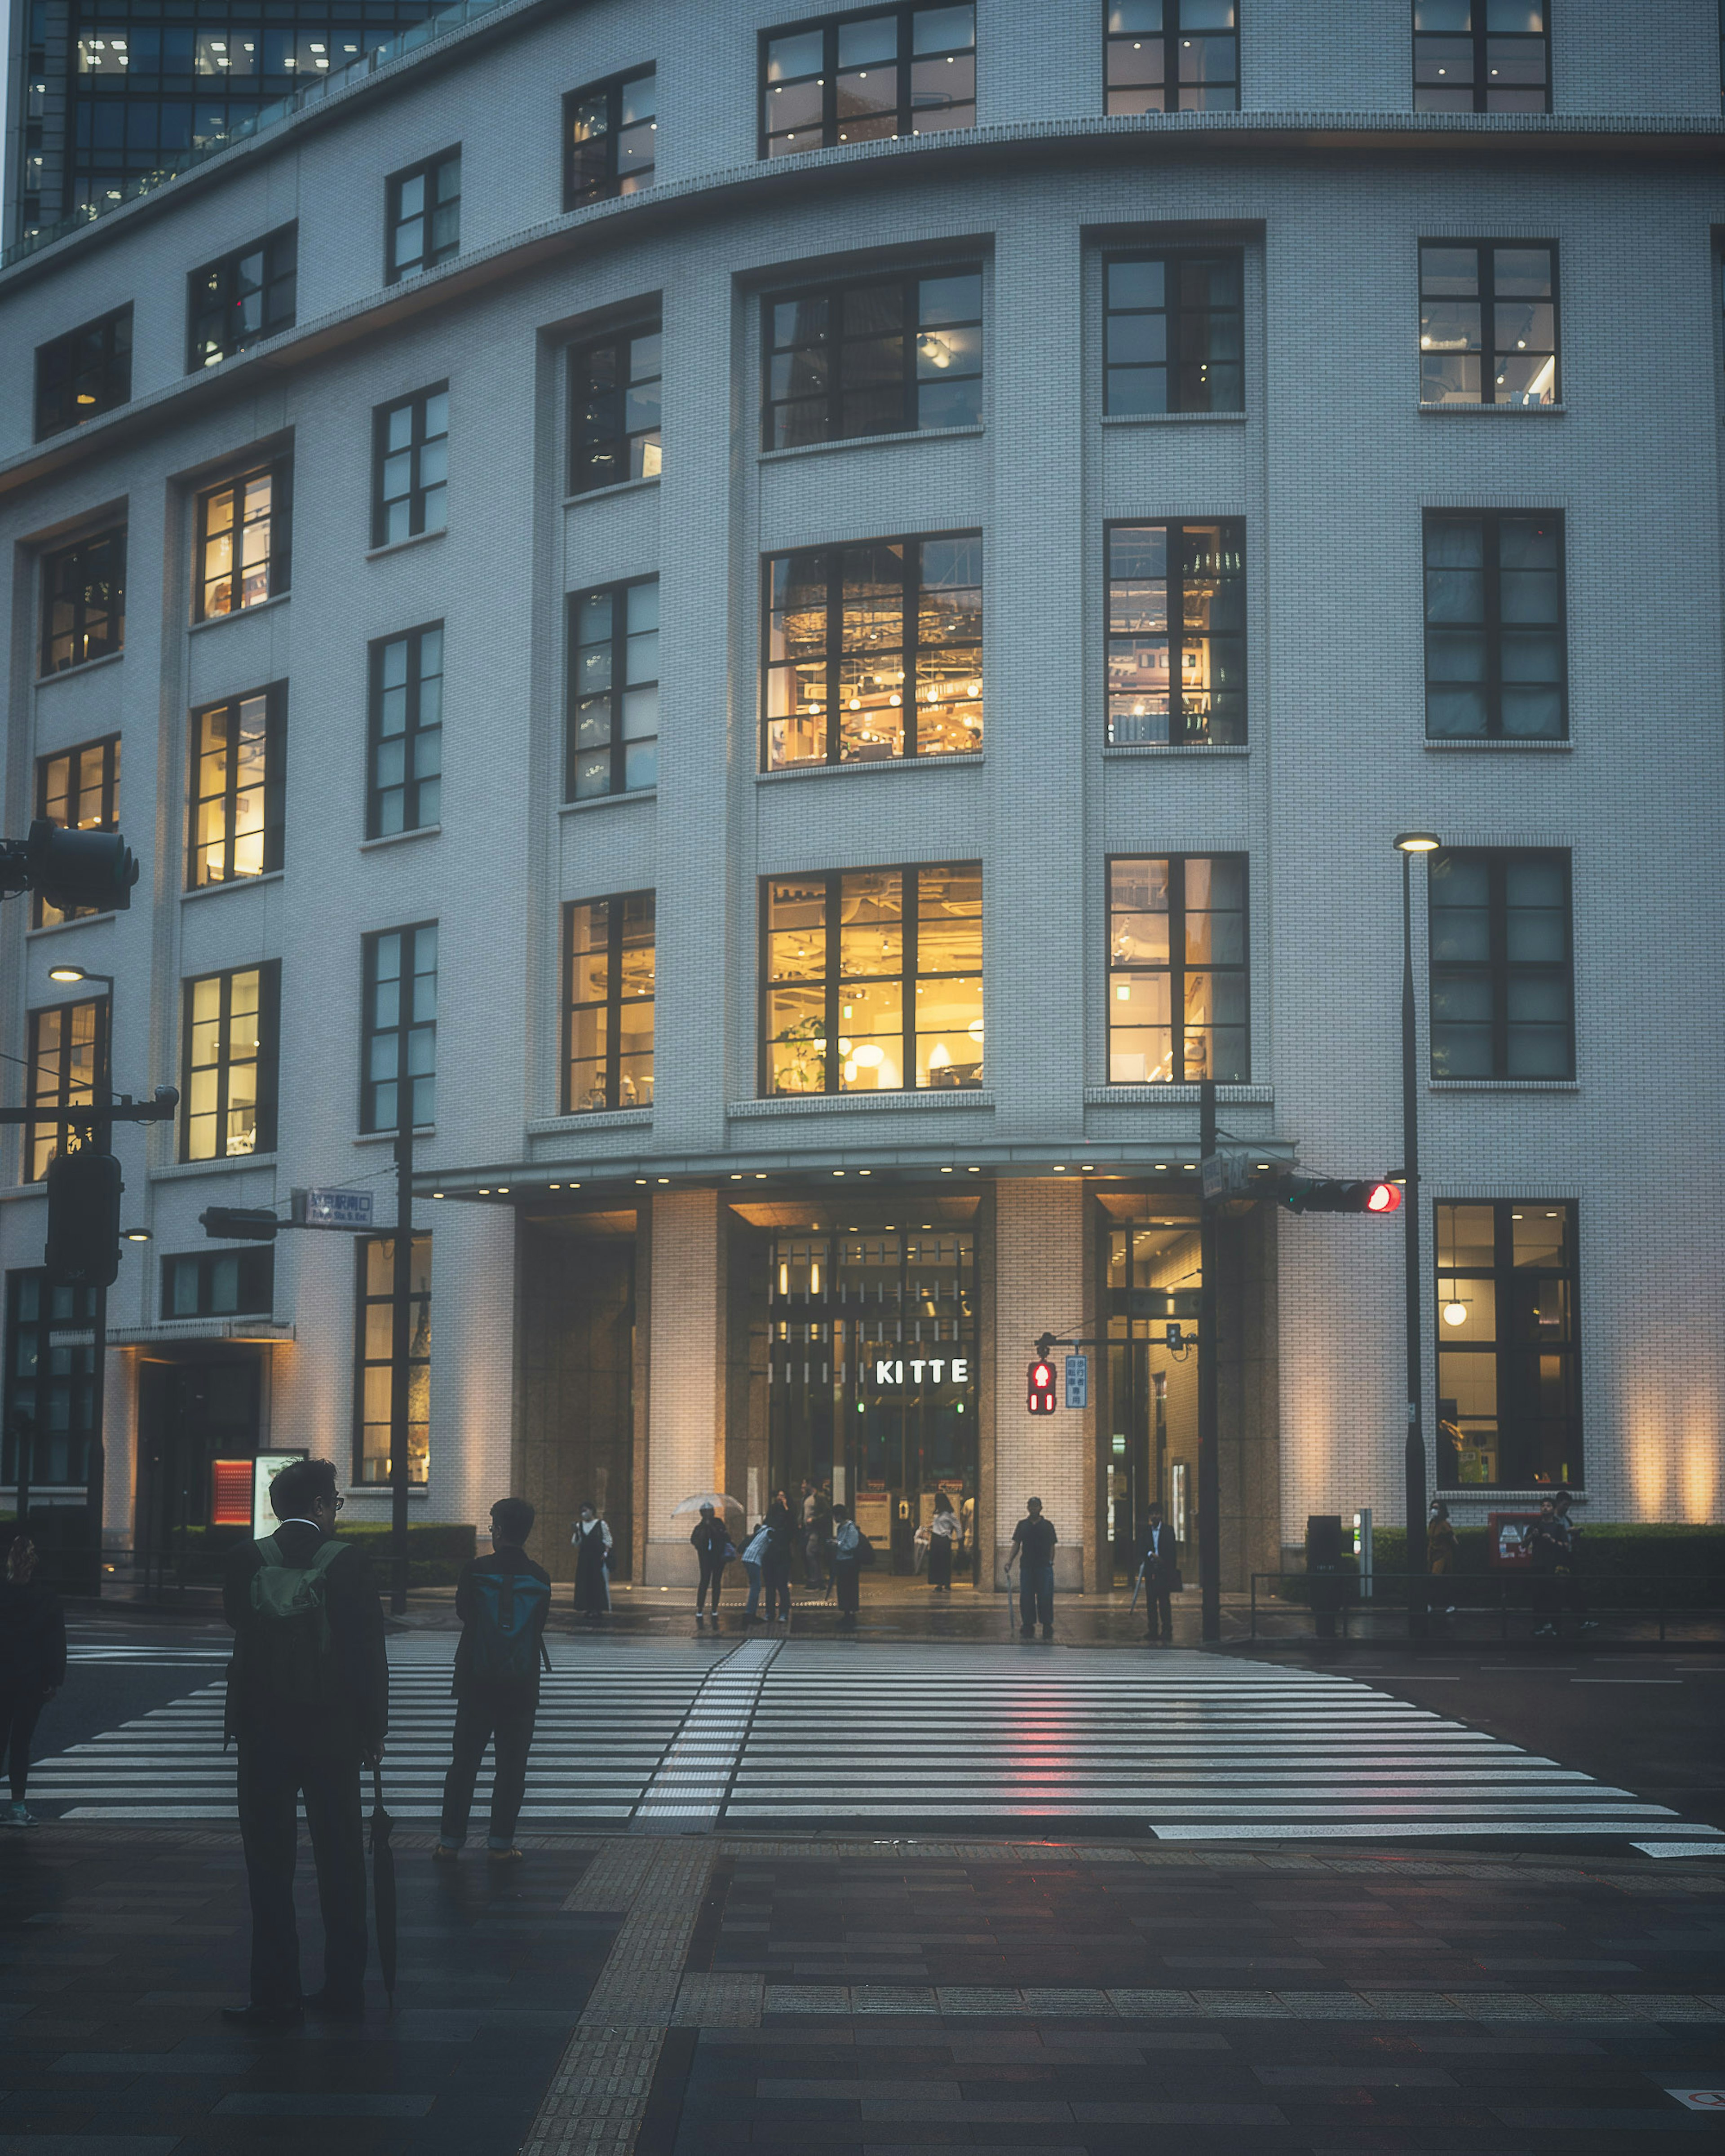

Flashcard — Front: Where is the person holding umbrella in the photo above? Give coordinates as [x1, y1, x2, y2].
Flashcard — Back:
[688, 1502, 731, 1623]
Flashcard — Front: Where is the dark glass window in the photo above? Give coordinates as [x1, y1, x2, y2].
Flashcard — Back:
[181, 963, 280, 1161]
[761, 3, 975, 155]
[763, 266, 982, 449]
[1104, 252, 1243, 413]
[566, 65, 656, 206]
[1429, 849, 1573, 1079]
[34, 734, 121, 926]
[1424, 511, 1565, 738]
[765, 533, 982, 768]
[40, 526, 125, 674]
[567, 581, 657, 800]
[565, 893, 656, 1111]
[189, 685, 285, 886]
[354, 1233, 430, 1486]
[362, 923, 437, 1131]
[568, 324, 660, 495]
[1420, 241, 1558, 406]
[1105, 0, 1238, 115]
[35, 305, 132, 439]
[1437, 1199, 1579, 1490]
[1414, 1, 1549, 113]
[161, 1246, 274, 1318]
[386, 146, 460, 282]
[368, 624, 443, 837]
[1107, 856, 1248, 1083]
[1106, 520, 1245, 745]
[187, 224, 297, 370]
[762, 863, 982, 1095]
[195, 460, 291, 619]
[3, 1273, 100, 1489]
[27, 998, 105, 1182]
[372, 384, 449, 546]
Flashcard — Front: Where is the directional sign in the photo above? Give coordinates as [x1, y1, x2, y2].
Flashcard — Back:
[299, 1188, 374, 1229]
[1064, 1353, 1088, 1410]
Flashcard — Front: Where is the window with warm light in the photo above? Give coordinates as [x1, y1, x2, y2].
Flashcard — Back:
[181, 963, 279, 1162]
[368, 624, 442, 835]
[40, 527, 125, 674]
[372, 384, 449, 546]
[354, 1233, 431, 1485]
[195, 462, 291, 620]
[565, 892, 655, 1112]
[760, 3, 974, 157]
[35, 305, 132, 440]
[385, 147, 460, 282]
[1104, 252, 1243, 414]
[189, 686, 285, 886]
[187, 225, 296, 370]
[568, 323, 661, 494]
[566, 66, 656, 206]
[26, 1000, 104, 1182]
[1436, 1199, 1578, 1489]
[762, 266, 982, 449]
[1429, 848, 1573, 1078]
[1414, 1, 1548, 113]
[567, 580, 657, 800]
[1108, 856, 1248, 1083]
[1106, 521, 1244, 745]
[1424, 511, 1565, 738]
[35, 735, 121, 925]
[1105, 0, 1238, 114]
[1419, 241, 1558, 406]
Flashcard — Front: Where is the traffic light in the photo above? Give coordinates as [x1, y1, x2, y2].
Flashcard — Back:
[25, 819, 139, 913]
[1279, 1176, 1402, 1215]
[199, 1206, 280, 1241]
[1027, 1358, 1057, 1414]
[44, 1149, 123, 1287]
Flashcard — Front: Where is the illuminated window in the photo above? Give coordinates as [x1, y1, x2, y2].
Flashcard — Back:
[189, 687, 284, 888]
[1104, 251, 1243, 413]
[763, 266, 982, 449]
[568, 323, 660, 494]
[1429, 849, 1573, 1079]
[34, 735, 121, 925]
[1414, 1, 1548, 113]
[362, 924, 436, 1131]
[368, 624, 442, 836]
[1106, 521, 1244, 745]
[34, 305, 131, 440]
[1107, 856, 1248, 1083]
[385, 146, 460, 282]
[1420, 241, 1558, 406]
[1105, 0, 1238, 115]
[181, 964, 279, 1161]
[565, 893, 655, 1112]
[761, 4, 974, 156]
[195, 463, 290, 620]
[1424, 511, 1565, 738]
[372, 384, 448, 546]
[187, 225, 296, 369]
[354, 1233, 430, 1486]
[566, 65, 656, 206]
[566, 580, 657, 800]
[26, 999, 105, 1182]
[40, 527, 125, 674]
[1437, 1199, 1578, 1491]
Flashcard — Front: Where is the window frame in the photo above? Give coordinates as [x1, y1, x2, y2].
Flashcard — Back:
[1428, 847, 1575, 1081]
[39, 526, 126, 676]
[361, 921, 438, 1134]
[1104, 517, 1247, 746]
[564, 64, 657, 207]
[186, 222, 298, 371]
[1418, 239, 1561, 408]
[159, 1246, 274, 1320]
[1104, 0, 1240, 115]
[563, 891, 657, 1113]
[372, 382, 450, 547]
[1413, 1, 1551, 115]
[193, 459, 292, 623]
[3, 1272, 101, 1489]
[178, 961, 281, 1163]
[565, 579, 658, 802]
[384, 145, 461, 284]
[187, 683, 287, 888]
[352, 1231, 431, 1487]
[34, 304, 133, 440]
[759, 0, 976, 157]
[1105, 853, 1251, 1086]
[26, 997, 106, 1183]
[1102, 248, 1245, 415]
[34, 733, 121, 926]
[760, 262, 984, 451]
[367, 622, 444, 838]
[566, 323, 661, 497]
[1422, 508, 1567, 740]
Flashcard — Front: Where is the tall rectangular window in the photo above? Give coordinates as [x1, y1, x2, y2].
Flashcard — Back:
[1423, 511, 1565, 738]
[763, 266, 982, 449]
[26, 999, 105, 1182]
[372, 384, 449, 546]
[189, 686, 286, 886]
[187, 224, 297, 370]
[161, 1247, 274, 1319]
[35, 735, 121, 926]
[1429, 849, 1573, 1079]
[386, 146, 461, 282]
[3, 1273, 101, 1488]
[565, 893, 656, 1111]
[1107, 856, 1248, 1083]
[354, 1233, 430, 1486]
[1105, 1, 1239, 114]
[765, 533, 982, 768]
[1104, 252, 1243, 414]
[1414, 2, 1549, 112]
[35, 305, 132, 439]
[195, 461, 291, 620]
[566, 66, 656, 205]
[762, 863, 982, 1095]
[181, 963, 280, 1161]
[1436, 1200, 1579, 1490]
[567, 581, 657, 800]
[362, 923, 437, 1131]
[568, 324, 660, 495]
[761, 3, 975, 155]
[40, 527, 125, 674]
[368, 624, 443, 836]
[1106, 521, 1244, 745]
[1419, 242, 1558, 407]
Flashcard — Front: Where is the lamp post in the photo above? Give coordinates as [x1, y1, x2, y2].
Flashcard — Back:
[46, 962, 114, 1589]
[1391, 837, 1439, 1639]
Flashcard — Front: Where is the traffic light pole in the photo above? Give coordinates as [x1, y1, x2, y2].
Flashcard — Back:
[389, 1124, 414, 1617]
[88, 995, 112, 1589]
[1198, 1079, 1221, 1644]
[1400, 850, 1429, 1639]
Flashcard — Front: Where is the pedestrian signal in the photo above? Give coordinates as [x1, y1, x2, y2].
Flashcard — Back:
[1279, 1176, 1402, 1215]
[1027, 1359, 1057, 1414]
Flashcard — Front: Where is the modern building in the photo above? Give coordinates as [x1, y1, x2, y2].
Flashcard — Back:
[0, 0, 1721, 1595]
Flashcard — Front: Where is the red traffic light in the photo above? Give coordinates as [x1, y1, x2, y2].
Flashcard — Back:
[1366, 1181, 1402, 1214]
[1027, 1359, 1057, 1415]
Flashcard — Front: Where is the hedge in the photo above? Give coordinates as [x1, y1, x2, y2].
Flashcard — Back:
[1270, 1523, 1725, 1610]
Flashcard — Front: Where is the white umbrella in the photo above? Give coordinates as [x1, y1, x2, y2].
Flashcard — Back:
[672, 1493, 745, 1519]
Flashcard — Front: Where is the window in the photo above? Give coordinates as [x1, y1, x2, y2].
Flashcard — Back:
[195, 461, 291, 620]
[765, 533, 982, 768]
[372, 384, 449, 546]
[1414, 2, 1548, 112]
[1105, 1, 1238, 114]
[386, 146, 460, 282]
[1423, 511, 1565, 738]
[354, 1233, 430, 1486]
[187, 224, 297, 370]
[1429, 849, 1573, 1079]
[35, 735, 121, 926]
[762, 863, 982, 1095]
[1107, 856, 1248, 1083]
[189, 686, 286, 886]
[1106, 521, 1244, 745]
[368, 624, 443, 836]
[1104, 252, 1243, 414]
[1419, 242, 1558, 406]
[566, 66, 656, 205]
[568, 325, 660, 495]
[35, 305, 132, 439]
[567, 582, 657, 800]
[763, 266, 982, 450]
[40, 526, 125, 674]
[3, 1273, 101, 1488]
[181, 963, 280, 1161]
[761, 3, 974, 155]
[26, 998, 105, 1182]
[161, 1247, 274, 1318]
[1437, 1200, 1579, 1489]
[362, 923, 437, 1131]
[565, 893, 655, 1110]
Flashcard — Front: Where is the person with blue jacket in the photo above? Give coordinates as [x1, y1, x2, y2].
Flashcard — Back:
[435, 1498, 550, 1865]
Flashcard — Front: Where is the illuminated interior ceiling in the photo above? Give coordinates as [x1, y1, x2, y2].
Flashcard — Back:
[728, 1195, 981, 1230]
[1095, 1191, 1203, 1224]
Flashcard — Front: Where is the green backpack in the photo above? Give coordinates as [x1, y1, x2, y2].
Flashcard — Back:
[248, 1533, 350, 1705]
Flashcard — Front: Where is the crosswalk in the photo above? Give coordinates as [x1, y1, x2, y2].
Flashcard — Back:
[28, 1638, 1719, 1846]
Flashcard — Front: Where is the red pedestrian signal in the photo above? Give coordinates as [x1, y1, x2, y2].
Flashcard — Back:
[1027, 1359, 1057, 1414]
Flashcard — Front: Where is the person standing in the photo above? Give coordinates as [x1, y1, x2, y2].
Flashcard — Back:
[1140, 1502, 1178, 1643]
[689, 1503, 730, 1621]
[436, 1498, 550, 1864]
[0, 1524, 66, 1827]
[1428, 1500, 1459, 1633]
[1528, 1497, 1565, 1637]
[738, 1519, 770, 1621]
[1552, 1488, 1597, 1632]
[1005, 1497, 1057, 1640]
[830, 1503, 864, 1629]
[571, 1504, 612, 1618]
[927, 1491, 960, 1592]
[761, 1496, 793, 1624]
[221, 1457, 387, 2029]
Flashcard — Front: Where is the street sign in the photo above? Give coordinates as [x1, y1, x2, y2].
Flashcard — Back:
[1200, 1151, 1257, 1200]
[1064, 1353, 1088, 1410]
[298, 1188, 374, 1229]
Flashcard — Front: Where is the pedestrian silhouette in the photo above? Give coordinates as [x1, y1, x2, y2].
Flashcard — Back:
[437, 1497, 550, 1863]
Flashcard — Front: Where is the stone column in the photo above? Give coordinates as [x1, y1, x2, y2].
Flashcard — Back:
[642, 1189, 724, 1585]
[991, 1178, 1093, 1593]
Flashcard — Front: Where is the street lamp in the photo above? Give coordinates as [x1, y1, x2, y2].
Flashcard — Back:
[1393, 834, 1440, 1637]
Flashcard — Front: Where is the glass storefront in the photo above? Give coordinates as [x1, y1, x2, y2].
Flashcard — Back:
[1104, 1212, 1201, 1584]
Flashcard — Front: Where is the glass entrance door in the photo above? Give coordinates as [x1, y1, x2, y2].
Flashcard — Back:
[1105, 1216, 1200, 1586]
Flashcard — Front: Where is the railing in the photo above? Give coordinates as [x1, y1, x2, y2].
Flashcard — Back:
[1249, 1569, 1725, 1645]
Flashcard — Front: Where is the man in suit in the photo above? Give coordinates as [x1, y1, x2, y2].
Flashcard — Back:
[222, 1457, 388, 2029]
[1141, 1502, 1179, 1644]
